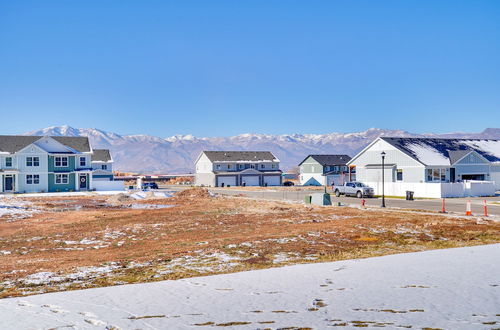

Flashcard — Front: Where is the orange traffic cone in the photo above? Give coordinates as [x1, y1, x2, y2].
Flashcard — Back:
[465, 200, 472, 216]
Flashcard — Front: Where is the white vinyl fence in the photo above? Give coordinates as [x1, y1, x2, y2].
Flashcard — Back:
[364, 181, 496, 198]
[92, 181, 125, 191]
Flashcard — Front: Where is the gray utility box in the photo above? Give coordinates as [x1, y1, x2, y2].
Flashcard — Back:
[310, 193, 332, 206]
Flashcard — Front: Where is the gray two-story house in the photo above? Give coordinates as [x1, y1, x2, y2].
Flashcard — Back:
[299, 154, 352, 186]
[195, 151, 282, 187]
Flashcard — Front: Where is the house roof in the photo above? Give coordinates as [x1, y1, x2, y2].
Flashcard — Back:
[51, 137, 91, 153]
[0, 136, 40, 153]
[299, 154, 352, 166]
[0, 135, 91, 153]
[380, 137, 500, 165]
[92, 149, 112, 162]
[203, 151, 279, 162]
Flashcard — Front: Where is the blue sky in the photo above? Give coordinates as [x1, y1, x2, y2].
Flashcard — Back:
[1, 1, 499, 137]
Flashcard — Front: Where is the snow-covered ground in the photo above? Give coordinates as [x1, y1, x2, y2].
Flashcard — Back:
[0, 244, 499, 329]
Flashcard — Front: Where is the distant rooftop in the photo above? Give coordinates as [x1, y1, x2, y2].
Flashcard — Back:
[202, 151, 279, 162]
[299, 154, 352, 166]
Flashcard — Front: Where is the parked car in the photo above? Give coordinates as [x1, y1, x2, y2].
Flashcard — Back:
[283, 181, 295, 186]
[141, 182, 158, 190]
[334, 182, 374, 198]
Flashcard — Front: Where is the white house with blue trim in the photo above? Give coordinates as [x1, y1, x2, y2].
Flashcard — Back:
[0, 135, 114, 193]
[348, 137, 500, 197]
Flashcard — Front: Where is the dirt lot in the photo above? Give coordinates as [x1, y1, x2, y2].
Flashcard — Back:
[1, 188, 499, 298]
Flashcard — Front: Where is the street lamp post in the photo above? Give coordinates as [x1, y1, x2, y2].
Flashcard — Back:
[381, 151, 386, 208]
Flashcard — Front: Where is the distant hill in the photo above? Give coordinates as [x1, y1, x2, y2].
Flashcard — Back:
[24, 126, 500, 174]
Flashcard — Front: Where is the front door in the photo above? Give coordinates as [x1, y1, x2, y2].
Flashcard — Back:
[79, 174, 87, 189]
[4, 176, 13, 192]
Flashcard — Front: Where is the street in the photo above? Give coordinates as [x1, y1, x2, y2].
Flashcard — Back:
[162, 185, 500, 217]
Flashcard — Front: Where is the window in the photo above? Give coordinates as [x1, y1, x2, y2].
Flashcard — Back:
[102, 164, 108, 170]
[239, 164, 244, 169]
[260, 164, 265, 169]
[227, 164, 231, 169]
[26, 174, 40, 185]
[5, 157, 12, 167]
[55, 174, 69, 184]
[26, 157, 32, 167]
[427, 168, 446, 182]
[272, 164, 276, 169]
[55, 157, 68, 167]
[216, 164, 221, 170]
[80, 157, 86, 167]
[397, 169, 403, 181]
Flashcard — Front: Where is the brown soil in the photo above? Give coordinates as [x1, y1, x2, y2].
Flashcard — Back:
[0, 192, 499, 298]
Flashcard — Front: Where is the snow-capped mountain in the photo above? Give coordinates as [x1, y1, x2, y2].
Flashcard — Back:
[24, 126, 500, 173]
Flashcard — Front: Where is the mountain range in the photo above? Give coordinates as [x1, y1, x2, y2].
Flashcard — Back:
[24, 126, 500, 174]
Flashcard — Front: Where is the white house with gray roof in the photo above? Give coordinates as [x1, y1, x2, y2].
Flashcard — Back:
[347, 137, 500, 197]
[299, 154, 352, 186]
[0, 135, 114, 193]
[195, 151, 282, 187]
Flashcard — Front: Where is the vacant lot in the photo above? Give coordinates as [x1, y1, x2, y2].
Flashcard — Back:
[1, 188, 499, 298]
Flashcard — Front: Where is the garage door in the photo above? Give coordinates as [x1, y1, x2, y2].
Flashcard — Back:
[241, 175, 260, 186]
[217, 176, 236, 187]
[263, 175, 280, 186]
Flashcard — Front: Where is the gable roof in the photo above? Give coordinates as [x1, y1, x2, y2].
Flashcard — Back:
[92, 149, 112, 162]
[202, 151, 279, 162]
[0, 135, 91, 154]
[51, 136, 91, 153]
[380, 137, 500, 165]
[299, 154, 351, 166]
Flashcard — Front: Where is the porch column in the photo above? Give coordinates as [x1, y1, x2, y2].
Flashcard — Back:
[89, 172, 93, 190]
[0, 175, 3, 192]
[14, 174, 19, 193]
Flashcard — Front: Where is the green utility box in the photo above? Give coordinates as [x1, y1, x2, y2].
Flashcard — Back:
[311, 193, 332, 206]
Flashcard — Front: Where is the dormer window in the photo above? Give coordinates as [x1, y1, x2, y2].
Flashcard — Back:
[260, 164, 265, 169]
[216, 164, 221, 170]
[239, 164, 244, 169]
[227, 164, 231, 169]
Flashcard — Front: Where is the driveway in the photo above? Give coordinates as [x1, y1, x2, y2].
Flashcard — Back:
[162, 185, 500, 216]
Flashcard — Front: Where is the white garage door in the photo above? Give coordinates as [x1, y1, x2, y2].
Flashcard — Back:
[263, 175, 280, 186]
[242, 175, 260, 186]
[217, 176, 236, 187]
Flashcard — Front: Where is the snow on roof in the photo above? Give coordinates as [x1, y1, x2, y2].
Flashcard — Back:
[381, 137, 500, 165]
[405, 143, 451, 166]
[462, 140, 500, 163]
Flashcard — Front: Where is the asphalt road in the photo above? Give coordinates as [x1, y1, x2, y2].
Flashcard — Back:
[163, 185, 500, 217]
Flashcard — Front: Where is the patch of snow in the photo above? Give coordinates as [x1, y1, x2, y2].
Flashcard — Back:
[406, 143, 450, 166]
[1, 245, 499, 329]
[463, 140, 500, 161]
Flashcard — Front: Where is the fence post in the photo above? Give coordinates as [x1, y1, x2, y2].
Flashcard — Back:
[441, 198, 446, 213]
[484, 200, 488, 217]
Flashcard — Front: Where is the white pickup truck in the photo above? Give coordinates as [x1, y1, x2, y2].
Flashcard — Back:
[334, 182, 374, 198]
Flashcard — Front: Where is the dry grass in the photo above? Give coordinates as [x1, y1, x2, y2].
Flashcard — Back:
[0, 189, 499, 298]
